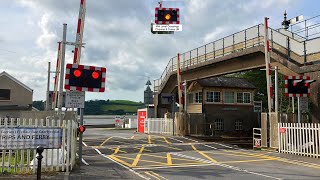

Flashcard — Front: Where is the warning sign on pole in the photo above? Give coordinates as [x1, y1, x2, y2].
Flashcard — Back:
[65, 91, 85, 108]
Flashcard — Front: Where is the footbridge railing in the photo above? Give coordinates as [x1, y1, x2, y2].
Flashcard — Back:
[154, 23, 320, 93]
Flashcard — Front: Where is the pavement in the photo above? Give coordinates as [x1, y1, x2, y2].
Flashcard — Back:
[2, 128, 320, 180]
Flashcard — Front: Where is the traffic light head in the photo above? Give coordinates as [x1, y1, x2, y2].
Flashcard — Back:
[77, 125, 86, 133]
[65, 64, 106, 92]
[155, 8, 180, 24]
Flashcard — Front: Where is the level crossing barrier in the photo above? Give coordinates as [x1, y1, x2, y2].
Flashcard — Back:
[278, 123, 320, 158]
[0, 117, 77, 173]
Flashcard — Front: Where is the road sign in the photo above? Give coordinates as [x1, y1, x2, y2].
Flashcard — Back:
[65, 91, 85, 108]
[279, 128, 286, 133]
[299, 97, 308, 112]
[254, 139, 261, 148]
[0, 128, 62, 150]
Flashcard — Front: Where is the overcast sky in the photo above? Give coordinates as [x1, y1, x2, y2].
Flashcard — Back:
[0, 0, 318, 102]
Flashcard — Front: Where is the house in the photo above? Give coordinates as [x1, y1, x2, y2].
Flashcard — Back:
[187, 76, 257, 136]
[0, 71, 33, 117]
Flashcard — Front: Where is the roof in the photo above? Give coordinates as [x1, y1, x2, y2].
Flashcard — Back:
[0, 71, 33, 92]
[197, 76, 256, 89]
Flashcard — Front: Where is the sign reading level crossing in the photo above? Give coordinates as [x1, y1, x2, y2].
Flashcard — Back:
[65, 91, 85, 108]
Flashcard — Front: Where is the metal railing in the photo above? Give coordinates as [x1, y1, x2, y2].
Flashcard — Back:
[154, 23, 320, 93]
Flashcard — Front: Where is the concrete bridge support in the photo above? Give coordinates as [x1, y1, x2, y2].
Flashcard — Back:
[305, 71, 320, 123]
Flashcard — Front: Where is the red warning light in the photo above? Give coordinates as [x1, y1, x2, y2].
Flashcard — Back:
[79, 125, 86, 133]
[74, 70, 81, 77]
[92, 71, 100, 79]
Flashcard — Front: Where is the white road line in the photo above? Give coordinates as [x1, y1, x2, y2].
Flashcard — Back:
[203, 144, 218, 150]
[82, 142, 88, 147]
[180, 136, 198, 142]
[212, 142, 235, 149]
[167, 137, 184, 143]
[76, 153, 89, 166]
[92, 147, 149, 180]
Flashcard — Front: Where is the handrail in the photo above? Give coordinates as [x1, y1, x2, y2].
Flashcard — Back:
[154, 23, 320, 93]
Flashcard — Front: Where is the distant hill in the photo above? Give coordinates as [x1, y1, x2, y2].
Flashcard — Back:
[32, 100, 146, 115]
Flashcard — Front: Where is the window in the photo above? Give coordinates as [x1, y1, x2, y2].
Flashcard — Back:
[195, 92, 202, 103]
[235, 119, 243, 130]
[214, 118, 224, 130]
[224, 91, 234, 104]
[206, 91, 221, 103]
[188, 93, 194, 103]
[236, 92, 251, 104]
[0, 89, 10, 100]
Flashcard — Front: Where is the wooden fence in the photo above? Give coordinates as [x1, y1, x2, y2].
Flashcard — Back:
[0, 118, 77, 173]
[278, 123, 320, 158]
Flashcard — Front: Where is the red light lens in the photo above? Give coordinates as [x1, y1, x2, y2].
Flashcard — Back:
[305, 83, 308, 87]
[92, 71, 99, 79]
[74, 70, 81, 77]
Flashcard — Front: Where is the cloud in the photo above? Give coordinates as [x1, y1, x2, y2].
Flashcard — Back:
[1, 0, 303, 102]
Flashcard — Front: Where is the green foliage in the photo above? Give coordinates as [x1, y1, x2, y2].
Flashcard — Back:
[32, 100, 44, 111]
[84, 100, 145, 115]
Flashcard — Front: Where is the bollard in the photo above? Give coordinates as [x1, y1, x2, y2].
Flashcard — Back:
[36, 146, 44, 180]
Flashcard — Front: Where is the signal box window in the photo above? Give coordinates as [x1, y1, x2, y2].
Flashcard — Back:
[214, 118, 224, 131]
[224, 91, 234, 104]
[195, 92, 202, 103]
[206, 91, 221, 103]
[0, 89, 10, 100]
[235, 119, 243, 130]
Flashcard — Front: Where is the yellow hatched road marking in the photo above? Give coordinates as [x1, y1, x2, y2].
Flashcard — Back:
[134, 147, 152, 152]
[100, 137, 112, 146]
[132, 145, 145, 167]
[224, 150, 274, 159]
[167, 153, 172, 165]
[164, 146, 183, 151]
[134, 162, 208, 168]
[205, 151, 269, 158]
[162, 136, 171, 144]
[115, 155, 167, 165]
[148, 135, 152, 144]
[191, 145, 218, 163]
[143, 153, 208, 163]
[111, 146, 120, 155]
[108, 155, 132, 167]
[219, 158, 277, 164]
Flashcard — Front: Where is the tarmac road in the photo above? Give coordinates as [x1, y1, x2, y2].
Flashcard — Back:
[77, 128, 320, 180]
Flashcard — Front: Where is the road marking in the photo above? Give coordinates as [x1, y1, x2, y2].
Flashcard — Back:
[167, 137, 184, 143]
[276, 158, 320, 169]
[149, 171, 168, 180]
[114, 155, 168, 166]
[112, 146, 120, 155]
[212, 142, 234, 149]
[148, 135, 152, 144]
[134, 147, 153, 152]
[162, 136, 171, 144]
[132, 145, 145, 167]
[100, 137, 112, 146]
[164, 146, 183, 151]
[131, 136, 135, 139]
[134, 163, 214, 170]
[167, 153, 172, 165]
[219, 158, 277, 164]
[82, 142, 88, 147]
[92, 147, 149, 179]
[106, 155, 149, 180]
[181, 136, 198, 142]
[191, 145, 218, 163]
[202, 144, 217, 150]
[144, 171, 160, 180]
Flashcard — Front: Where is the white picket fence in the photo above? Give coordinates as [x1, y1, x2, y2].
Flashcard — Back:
[0, 118, 77, 173]
[278, 123, 320, 158]
[144, 118, 175, 135]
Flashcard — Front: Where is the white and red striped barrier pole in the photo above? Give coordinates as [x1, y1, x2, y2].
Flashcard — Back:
[264, 17, 273, 113]
[73, 0, 86, 64]
[52, 42, 62, 110]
